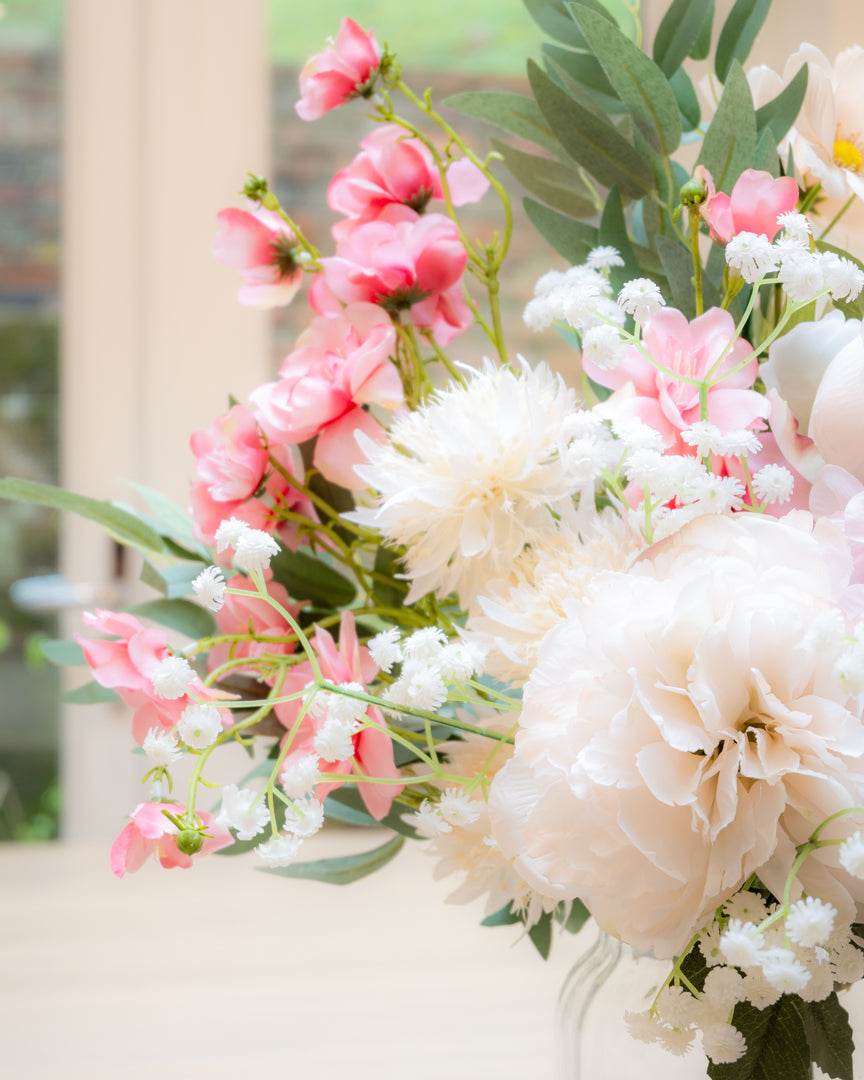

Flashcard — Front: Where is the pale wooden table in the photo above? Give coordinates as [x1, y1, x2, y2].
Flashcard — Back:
[0, 830, 576, 1079]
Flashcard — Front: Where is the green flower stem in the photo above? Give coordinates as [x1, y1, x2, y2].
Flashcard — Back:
[818, 193, 857, 242]
[464, 723, 518, 797]
[463, 678, 522, 710]
[420, 328, 468, 387]
[810, 805, 864, 843]
[267, 453, 379, 542]
[397, 321, 435, 406]
[798, 181, 823, 215]
[231, 575, 323, 682]
[360, 713, 436, 769]
[689, 208, 704, 316]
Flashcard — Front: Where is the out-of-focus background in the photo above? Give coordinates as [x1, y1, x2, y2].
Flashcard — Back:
[1, 0, 863, 843]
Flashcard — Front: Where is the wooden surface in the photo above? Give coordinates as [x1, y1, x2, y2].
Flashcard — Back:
[1, 830, 576, 1079]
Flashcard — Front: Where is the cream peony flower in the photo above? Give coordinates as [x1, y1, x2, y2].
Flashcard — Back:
[351, 360, 583, 605]
[488, 512, 864, 958]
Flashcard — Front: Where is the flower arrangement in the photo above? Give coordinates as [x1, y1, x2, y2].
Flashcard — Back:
[6, 1, 864, 1077]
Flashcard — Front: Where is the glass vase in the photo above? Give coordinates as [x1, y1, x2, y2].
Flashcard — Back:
[557, 925, 709, 1080]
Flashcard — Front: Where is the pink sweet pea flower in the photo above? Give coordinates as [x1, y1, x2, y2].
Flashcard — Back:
[698, 167, 798, 243]
[110, 802, 232, 877]
[213, 203, 302, 308]
[274, 611, 402, 821]
[328, 124, 489, 222]
[250, 302, 402, 487]
[295, 18, 382, 122]
[584, 307, 770, 451]
[318, 209, 470, 345]
[76, 610, 225, 745]
[207, 571, 302, 675]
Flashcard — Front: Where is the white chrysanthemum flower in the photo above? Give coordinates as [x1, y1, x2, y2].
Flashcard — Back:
[367, 628, 403, 673]
[438, 788, 482, 828]
[617, 277, 665, 320]
[350, 360, 582, 606]
[282, 795, 325, 838]
[142, 728, 181, 767]
[313, 715, 358, 762]
[191, 565, 226, 612]
[178, 703, 223, 749]
[403, 626, 448, 661]
[586, 245, 625, 270]
[702, 1022, 747, 1064]
[255, 832, 303, 866]
[280, 754, 321, 799]
[777, 211, 812, 241]
[581, 324, 626, 370]
[752, 464, 795, 505]
[822, 252, 864, 301]
[720, 919, 764, 967]
[838, 831, 864, 878]
[150, 655, 197, 699]
[778, 250, 825, 302]
[488, 513, 864, 959]
[214, 516, 248, 554]
[216, 784, 269, 841]
[233, 527, 280, 572]
[759, 947, 812, 992]
[413, 798, 451, 837]
[726, 231, 778, 282]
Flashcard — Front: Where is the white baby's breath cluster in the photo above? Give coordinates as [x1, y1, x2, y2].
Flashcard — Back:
[371, 627, 487, 712]
[626, 890, 863, 1066]
[214, 517, 281, 572]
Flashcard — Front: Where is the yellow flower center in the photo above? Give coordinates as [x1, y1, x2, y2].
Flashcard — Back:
[834, 138, 863, 172]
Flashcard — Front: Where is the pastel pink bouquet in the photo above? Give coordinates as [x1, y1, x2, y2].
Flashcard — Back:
[6, 3, 864, 1078]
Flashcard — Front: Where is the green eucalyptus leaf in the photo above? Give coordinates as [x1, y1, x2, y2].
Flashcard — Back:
[755, 62, 808, 145]
[523, 197, 599, 262]
[753, 126, 781, 176]
[62, 680, 120, 704]
[0, 477, 165, 555]
[259, 832, 404, 885]
[653, 0, 711, 76]
[139, 560, 207, 600]
[491, 137, 598, 217]
[129, 598, 215, 640]
[655, 234, 698, 319]
[444, 90, 559, 152]
[542, 43, 622, 113]
[571, 4, 681, 157]
[558, 898, 591, 934]
[325, 786, 420, 839]
[669, 66, 701, 131]
[598, 186, 641, 291]
[40, 638, 86, 666]
[696, 61, 757, 193]
[482, 904, 521, 927]
[372, 544, 408, 610]
[528, 911, 553, 959]
[268, 548, 356, 608]
[715, 0, 772, 83]
[126, 481, 211, 560]
[689, 0, 715, 60]
[523, 0, 588, 47]
[528, 59, 651, 199]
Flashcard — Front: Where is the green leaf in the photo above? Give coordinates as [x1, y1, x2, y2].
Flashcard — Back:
[444, 90, 559, 152]
[523, 0, 589, 47]
[482, 904, 522, 927]
[528, 911, 553, 959]
[571, 4, 681, 157]
[689, 0, 715, 61]
[259, 832, 404, 885]
[523, 197, 599, 262]
[669, 67, 700, 131]
[528, 59, 651, 199]
[655, 234, 698, 319]
[653, 0, 712, 77]
[268, 548, 356, 608]
[62, 680, 120, 704]
[558, 898, 591, 934]
[139, 560, 207, 600]
[325, 786, 420, 839]
[40, 638, 86, 666]
[372, 544, 408, 610]
[755, 63, 808, 145]
[491, 137, 598, 218]
[794, 994, 854, 1080]
[126, 481, 211, 560]
[129, 598, 215, 640]
[542, 43, 622, 113]
[715, 0, 772, 83]
[598, 186, 641, 292]
[708, 996, 812, 1080]
[0, 477, 165, 555]
[696, 61, 757, 193]
[753, 126, 781, 176]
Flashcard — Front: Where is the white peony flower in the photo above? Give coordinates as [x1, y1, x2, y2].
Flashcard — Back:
[488, 512, 864, 958]
[351, 360, 583, 606]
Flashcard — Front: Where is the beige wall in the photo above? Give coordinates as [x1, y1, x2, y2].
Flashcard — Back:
[61, 0, 270, 839]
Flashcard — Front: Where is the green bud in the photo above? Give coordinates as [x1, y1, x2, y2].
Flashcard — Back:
[175, 828, 205, 856]
[241, 173, 272, 205]
[680, 177, 708, 207]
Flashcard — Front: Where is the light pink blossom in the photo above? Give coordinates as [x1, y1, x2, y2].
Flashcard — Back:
[328, 124, 489, 222]
[584, 307, 769, 452]
[110, 802, 232, 877]
[212, 204, 302, 308]
[295, 18, 382, 122]
[698, 167, 798, 243]
[274, 611, 402, 821]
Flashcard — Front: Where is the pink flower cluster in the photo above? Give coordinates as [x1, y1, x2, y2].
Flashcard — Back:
[111, 803, 231, 877]
[698, 167, 798, 243]
[295, 18, 382, 122]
